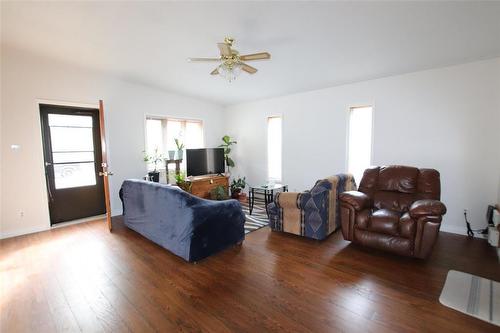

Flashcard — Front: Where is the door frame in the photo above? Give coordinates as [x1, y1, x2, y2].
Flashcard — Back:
[36, 99, 112, 230]
[40, 104, 104, 225]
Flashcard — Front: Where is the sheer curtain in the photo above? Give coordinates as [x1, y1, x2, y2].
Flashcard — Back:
[347, 106, 373, 185]
[267, 116, 282, 182]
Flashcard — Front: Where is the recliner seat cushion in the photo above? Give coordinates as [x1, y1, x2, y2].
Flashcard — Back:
[354, 229, 412, 256]
[369, 209, 400, 236]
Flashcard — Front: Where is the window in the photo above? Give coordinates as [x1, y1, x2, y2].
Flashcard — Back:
[145, 117, 204, 171]
[347, 106, 373, 185]
[267, 116, 282, 182]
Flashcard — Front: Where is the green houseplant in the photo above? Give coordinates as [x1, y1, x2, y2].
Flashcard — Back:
[174, 138, 185, 160]
[175, 171, 192, 192]
[143, 148, 163, 182]
[210, 185, 229, 201]
[219, 135, 237, 173]
[230, 177, 246, 199]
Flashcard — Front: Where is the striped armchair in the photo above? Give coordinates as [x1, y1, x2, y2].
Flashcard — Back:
[267, 174, 356, 240]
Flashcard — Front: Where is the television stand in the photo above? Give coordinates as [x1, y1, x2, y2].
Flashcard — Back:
[184, 174, 229, 199]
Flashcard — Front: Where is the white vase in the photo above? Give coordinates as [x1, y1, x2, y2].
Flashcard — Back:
[177, 150, 183, 160]
[168, 150, 175, 160]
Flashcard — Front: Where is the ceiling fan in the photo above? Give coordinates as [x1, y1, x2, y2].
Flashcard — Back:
[187, 37, 271, 82]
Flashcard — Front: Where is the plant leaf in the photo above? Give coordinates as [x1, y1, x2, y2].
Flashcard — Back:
[227, 157, 235, 167]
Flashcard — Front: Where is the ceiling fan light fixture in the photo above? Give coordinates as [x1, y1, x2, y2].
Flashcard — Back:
[218, 62, 241, 82]
[188, 37, 270, 81]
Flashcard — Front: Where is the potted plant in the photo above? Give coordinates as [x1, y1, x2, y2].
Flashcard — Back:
[210, 185, 229, 201]
[230, 177, 246, 199]
[174, 138, 185, 160]
[143, 148, 163, 182]
[218, 135, 237, 173]
[168, 150, 176, 160]
[175, 171, 192, 192]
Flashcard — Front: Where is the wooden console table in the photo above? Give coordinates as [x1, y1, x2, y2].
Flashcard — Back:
[185, 174, 229, 199]
[164, 159, 182, 183]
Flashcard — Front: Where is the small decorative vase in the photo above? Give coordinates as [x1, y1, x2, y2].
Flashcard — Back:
[177, 149, 183, 160]
[168, 150, 175, 160]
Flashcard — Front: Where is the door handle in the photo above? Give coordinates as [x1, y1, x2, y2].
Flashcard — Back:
[99, 171, 114, 177]
[45, 162, 52, 167]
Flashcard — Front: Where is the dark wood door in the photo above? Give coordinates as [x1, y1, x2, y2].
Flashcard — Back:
[40, 104, 106, 224]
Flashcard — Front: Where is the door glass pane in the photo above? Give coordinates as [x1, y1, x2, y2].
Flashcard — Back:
[53, 163, 96, 189]
[48, 113, 96, 189]
[52, 152, 94, 163]
[49, 114, 92, 127]
[50, 127, 94, 152]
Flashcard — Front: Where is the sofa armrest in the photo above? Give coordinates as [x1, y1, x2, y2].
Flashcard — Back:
[190, 199, 245, 261]
[409, 200, 446, 219]
[339, 191, 372, 211]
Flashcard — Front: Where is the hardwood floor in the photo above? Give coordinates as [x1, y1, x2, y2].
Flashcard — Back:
[1, 218, 499, 333]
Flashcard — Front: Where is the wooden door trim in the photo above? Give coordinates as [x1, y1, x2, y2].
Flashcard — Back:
[99, 100, 112, 231]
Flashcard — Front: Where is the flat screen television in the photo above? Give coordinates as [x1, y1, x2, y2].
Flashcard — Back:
[186, 148, 225, 176]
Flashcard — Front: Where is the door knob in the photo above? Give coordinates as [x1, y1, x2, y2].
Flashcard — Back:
[99, 171, 114, 177]
[45, 162, 52, 167]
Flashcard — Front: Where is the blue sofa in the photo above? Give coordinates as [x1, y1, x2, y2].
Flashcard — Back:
[119, 180, 245, 262]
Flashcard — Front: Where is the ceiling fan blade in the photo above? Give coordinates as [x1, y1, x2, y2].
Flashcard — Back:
[239, 52, 271, 61]
[187, 57, 220, 62]
[241, 63, 258, 74]
[217, 43, 232, 57]
[210, 67, 219, 75]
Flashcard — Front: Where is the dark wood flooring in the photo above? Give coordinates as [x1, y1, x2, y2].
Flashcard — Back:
[1, 217, 499, 332]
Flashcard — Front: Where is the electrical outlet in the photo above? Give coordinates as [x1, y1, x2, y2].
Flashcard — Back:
[19, 211, 24, 218]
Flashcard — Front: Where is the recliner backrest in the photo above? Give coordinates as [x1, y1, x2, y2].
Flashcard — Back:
[358, 166, 440, 213]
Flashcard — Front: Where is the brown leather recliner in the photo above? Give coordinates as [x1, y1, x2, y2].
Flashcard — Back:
[339, 166, 446, 259]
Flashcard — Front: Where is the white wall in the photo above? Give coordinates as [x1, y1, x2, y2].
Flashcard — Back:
[0, 47, 225, 238]
[225, 58, 500, 235]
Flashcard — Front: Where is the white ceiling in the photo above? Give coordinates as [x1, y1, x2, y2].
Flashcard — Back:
[2, 1, 500, 105]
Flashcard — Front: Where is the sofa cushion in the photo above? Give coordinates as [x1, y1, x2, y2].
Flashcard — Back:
[369, 209, 400, 236]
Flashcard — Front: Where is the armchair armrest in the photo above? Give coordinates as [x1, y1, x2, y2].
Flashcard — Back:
[276, 192, 301, 209]
[339, 191, 372, 211]
[409, 199, 446, 219]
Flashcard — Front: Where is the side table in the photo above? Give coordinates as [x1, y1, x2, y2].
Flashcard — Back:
[248, 183, 288, 216]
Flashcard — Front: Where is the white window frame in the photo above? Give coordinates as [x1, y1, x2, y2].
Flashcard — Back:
[346, 105, 374, 184]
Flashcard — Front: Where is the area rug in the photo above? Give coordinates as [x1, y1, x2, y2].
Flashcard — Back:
[240, 202, 269, 234]
[439, 270, 499, 326]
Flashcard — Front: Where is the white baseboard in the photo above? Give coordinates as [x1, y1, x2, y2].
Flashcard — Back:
[0, 225, 50, 240]
[440, 224, 467, 236]
[0, 215, 106, 240]
[440, 224, 489, 240]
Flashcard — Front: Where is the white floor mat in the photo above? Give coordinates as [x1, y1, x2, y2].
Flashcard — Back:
[439, 270, 499, 326]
